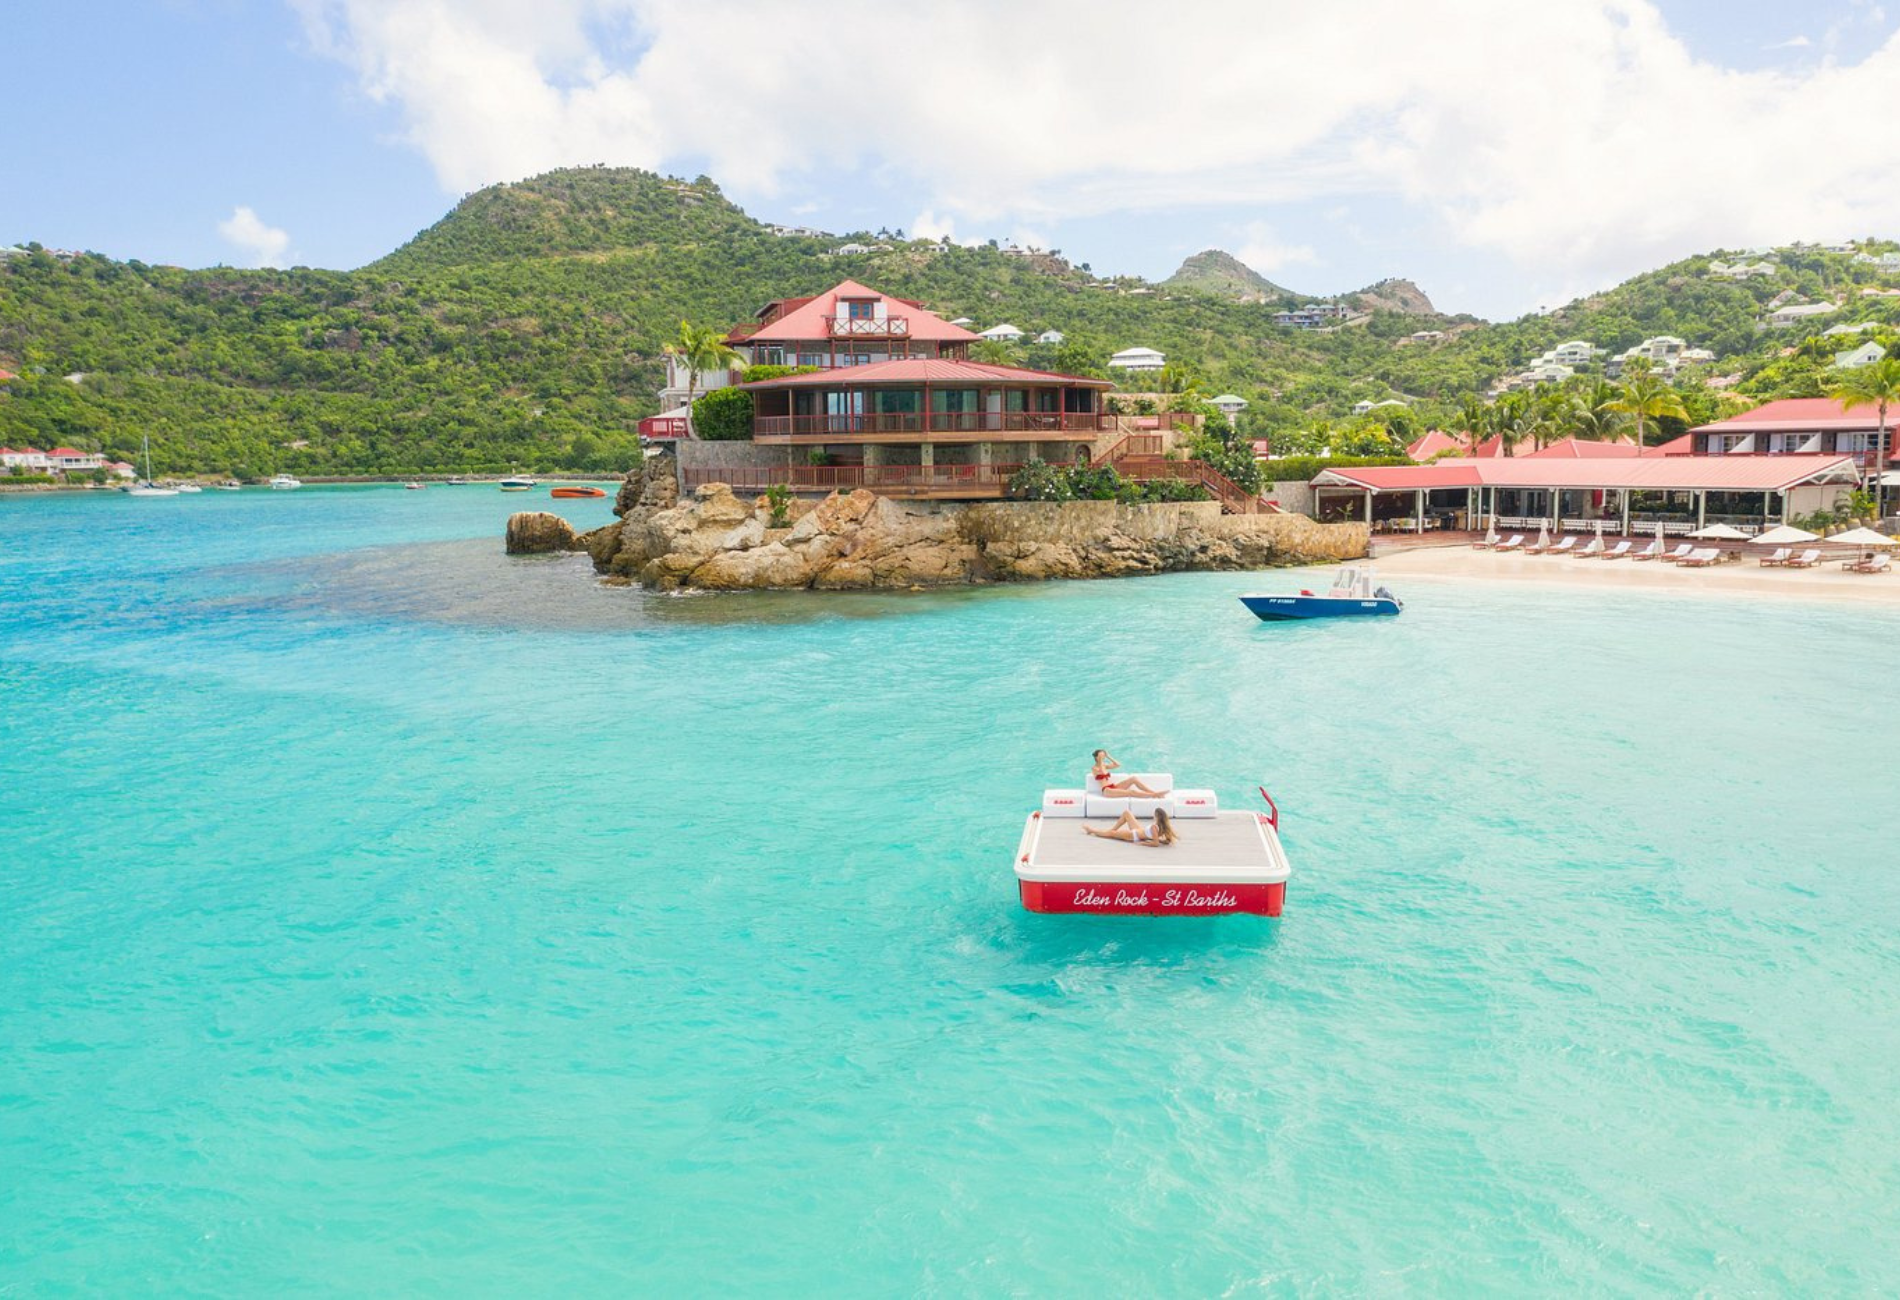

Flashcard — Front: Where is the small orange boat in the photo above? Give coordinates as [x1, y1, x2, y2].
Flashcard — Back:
[549, 486, 607, 499]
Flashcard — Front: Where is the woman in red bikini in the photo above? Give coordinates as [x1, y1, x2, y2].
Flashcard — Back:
[1089, 749, 1169, 798]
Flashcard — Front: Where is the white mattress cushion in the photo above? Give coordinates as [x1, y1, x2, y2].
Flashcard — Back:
[1041, 789, 1089, 818]
[1167, 789, 1219, 818]
[1086, 793, 1167, 818]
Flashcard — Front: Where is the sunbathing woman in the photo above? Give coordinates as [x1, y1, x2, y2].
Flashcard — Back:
[1084, 807, 1178, 847]
[1090, 749, 1170, 798]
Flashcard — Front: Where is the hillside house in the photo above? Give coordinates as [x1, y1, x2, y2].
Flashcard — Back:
[1107, 347, 1166, 373]
[1036, 330, 1065, 345]
[1675, 397, 1898, 468]
[1833, 341, 1886, 369]
[979, 324, 1025, 342]
[1768, 301, 1839, 327]
[1211, 394, 1248, 420]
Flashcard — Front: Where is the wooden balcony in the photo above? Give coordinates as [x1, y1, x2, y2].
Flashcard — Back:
[753, 411, 1110, 444]
[827, 316, 910, 338]
[681, 462, 1026, 499]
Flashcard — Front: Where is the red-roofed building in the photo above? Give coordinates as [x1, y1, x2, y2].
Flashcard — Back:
[0, 368, 18, 384]
[1406, 430, 1505, 460]
[47, 447, 105, 472]
[1, 445, 50, 471]
[1685, 397, 1896, 467]
[1520, 436, 1643, 459]
[723, 280, 980, 364]
[1310, 454, 1859, 534]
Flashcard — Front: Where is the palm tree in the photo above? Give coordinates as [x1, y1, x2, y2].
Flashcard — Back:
[1456, 395, 1491, 455]
[1608, 366, 1688, 450]
[663, 320, 742, 437]
[1566, 379, 1631, 444]
[1827, 355, 1900, 517]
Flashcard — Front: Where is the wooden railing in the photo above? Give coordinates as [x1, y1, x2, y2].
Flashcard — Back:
[1092, 432, 1165, 464]
[753, 411, 1110, 438]
[1110, 454, 1271, 515]
[681, 463, 1026, 496]
[828, 316, 910, 337]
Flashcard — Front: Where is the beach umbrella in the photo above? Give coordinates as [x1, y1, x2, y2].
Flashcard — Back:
[1484, 522, 1499, 546]
[1688, 523, 1752, 540]
[1827, 527, 1900, 547]
[1752, 523, 1820, 547]
[1654, 521, 1665, 550]
[1534, 521, 1550, 550]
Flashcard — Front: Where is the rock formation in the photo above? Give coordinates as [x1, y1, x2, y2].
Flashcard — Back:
[504, 511, 584, 555]
[557, 475, 1368, 591]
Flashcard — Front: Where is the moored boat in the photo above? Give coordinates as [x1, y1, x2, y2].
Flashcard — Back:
[499, 475, 537, 491]
[1014, 781, 1291, 917]
[403, 481, 426, 490]
[124, 435, 179, 497]
[269, 474, 302, 490]
[1240, 565, 1402, 621]
[549, 485, 606, 498]
[214, 480, 242, 491]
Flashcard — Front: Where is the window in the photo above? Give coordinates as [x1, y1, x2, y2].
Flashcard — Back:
[1837, 432, 1887, 453]
[932, 389, 978, 413]
[845, 299, 875, 320]
[797, 351, 825, 368]
[1767, 433, 1809, 454]
[759, 346, 785, 366]
[1709, 433, 1751, 454]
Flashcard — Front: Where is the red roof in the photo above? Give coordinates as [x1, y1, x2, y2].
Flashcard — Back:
[1690, 397, 1897, 434]
[1314, 455, 1860, 493]
[725, 280, 980, 346]
[48, 446, 87, 457]
[1406, 430, 1473, 461]
[1650, 433, 1695, 456]
[0, 369, 17, 382]
[1521, 437, 1643, 459]
[737, 357, 1112, 389]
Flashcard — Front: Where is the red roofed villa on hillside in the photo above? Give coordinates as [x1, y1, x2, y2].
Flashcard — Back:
[1682, 396, 1899, 466]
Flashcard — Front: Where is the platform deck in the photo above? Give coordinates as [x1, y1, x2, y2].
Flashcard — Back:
[1018, 811, 1290, 884]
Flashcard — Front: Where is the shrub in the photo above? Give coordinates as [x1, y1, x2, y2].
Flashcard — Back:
[1007, 458, 1209, 505]
[691, 386, 754, 441]
[764, 482, 791, 527]
[1259, 453, 1411, 485]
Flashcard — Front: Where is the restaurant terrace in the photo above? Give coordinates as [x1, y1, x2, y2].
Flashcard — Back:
[1311, 455, 1861, 535]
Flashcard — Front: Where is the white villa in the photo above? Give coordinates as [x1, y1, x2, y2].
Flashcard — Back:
[1709, 259, 1776, 279]
[979, 323, 1026, 343]
[1036, 330, 1065, 345]
[1352, 398, 1409, 416]
[1108, 346, 1166, 372]
[1211, 394, 1248, 420]
[1833, 341, 1887, 369]
[1768, 301, 1840, 327]
[1854, 251, 1900, 271]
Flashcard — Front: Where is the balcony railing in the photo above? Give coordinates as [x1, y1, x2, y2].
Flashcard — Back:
[681, 463, 1026, 497]
[753, 411, 1110, 439]
[827, 316, 910, 338]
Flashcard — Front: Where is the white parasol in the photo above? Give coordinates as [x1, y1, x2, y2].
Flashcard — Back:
[1751, 524, 1820, 547]
[1688, 523, 1752, 541]
[1827, 527, 1900, 548]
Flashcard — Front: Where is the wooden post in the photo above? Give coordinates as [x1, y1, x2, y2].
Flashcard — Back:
[1696, 490, 1707, 529]
[1415, 487, 1425, 533]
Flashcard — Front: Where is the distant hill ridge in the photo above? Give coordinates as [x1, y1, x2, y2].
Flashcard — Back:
[1163, 249, 1437, 316]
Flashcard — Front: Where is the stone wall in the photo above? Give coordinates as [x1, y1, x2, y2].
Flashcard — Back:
[1269, 479, 1317, 518]
[674, 441, 800, 472]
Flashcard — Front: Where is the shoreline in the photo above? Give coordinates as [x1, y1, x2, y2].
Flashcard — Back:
[1364, 540, 1900, 606]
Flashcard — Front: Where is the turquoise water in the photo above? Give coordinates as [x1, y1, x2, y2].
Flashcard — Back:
[3, 486, 1897, 1294]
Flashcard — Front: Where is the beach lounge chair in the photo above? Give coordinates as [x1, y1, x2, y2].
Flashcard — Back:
[1844, 552, 1893, 574]
[1784, 549, 1821, 568]
[1660, 543, 1694, 563]
[1576, 536, 1605, 557]
[1545, 536, 1577, 556]
[1493, 534, 1524, 553]
[1677, 548, 1722, 567]
[1758, 548, 1791, 567]
[1597, 540, 1633, 560]
[1631, 539, 1664, 561]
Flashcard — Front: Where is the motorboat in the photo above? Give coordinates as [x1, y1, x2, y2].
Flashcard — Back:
[403, 481, 426, 490]
[445, 476, 470, 485]
[1240, 565, 1402, 621]
[214, 480, 242, 491]
[549, 485, 606, 498]
[499, 475, 537, 491]
[1014, 780, 1291, 916]
[124, 435, 179, 497]
[172, 482, 202, 493]
[269, 474, 302, 490]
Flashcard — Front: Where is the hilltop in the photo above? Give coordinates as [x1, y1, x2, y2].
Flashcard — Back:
[1162, 250, 1301, 303]
[4, 167, 1900, 474]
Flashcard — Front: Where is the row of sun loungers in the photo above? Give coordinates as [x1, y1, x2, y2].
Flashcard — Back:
[1477, 533, 1894, 573]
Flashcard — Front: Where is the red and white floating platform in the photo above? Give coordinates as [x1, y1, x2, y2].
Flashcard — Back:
[1013, 784, 1291, 917]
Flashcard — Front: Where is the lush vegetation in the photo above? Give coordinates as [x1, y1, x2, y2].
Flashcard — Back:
[7, 165, 1900, 476]
[1008, 458, 1211, 504]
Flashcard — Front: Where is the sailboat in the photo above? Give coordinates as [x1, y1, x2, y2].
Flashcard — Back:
[125, 435, 179, 497]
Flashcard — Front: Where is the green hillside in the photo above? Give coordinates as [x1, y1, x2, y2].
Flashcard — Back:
[4, 167, 1900, 476]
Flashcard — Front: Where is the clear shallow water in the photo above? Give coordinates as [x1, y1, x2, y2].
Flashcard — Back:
[2, 486, 1897, 1294]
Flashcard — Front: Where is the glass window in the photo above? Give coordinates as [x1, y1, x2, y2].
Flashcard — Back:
[846, 299, 875, 320]
[932, 389, 978, 413]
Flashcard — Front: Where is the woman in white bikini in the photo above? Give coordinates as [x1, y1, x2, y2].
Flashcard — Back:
[1090, 749, 1169, 798]
[1084, 807, 1177, 847]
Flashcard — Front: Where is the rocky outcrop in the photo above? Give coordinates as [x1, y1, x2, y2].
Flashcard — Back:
[505, 511, 583, 554]
[566, 476, 1368, 591]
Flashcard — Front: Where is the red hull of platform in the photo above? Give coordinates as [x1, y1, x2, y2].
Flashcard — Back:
[1019, 879, 1285, 917]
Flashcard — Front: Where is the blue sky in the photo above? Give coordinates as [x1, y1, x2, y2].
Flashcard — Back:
[5, 0, 1898, 320]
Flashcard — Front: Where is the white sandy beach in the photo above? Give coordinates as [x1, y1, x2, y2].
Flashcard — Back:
[1361, 541, 1900, 605]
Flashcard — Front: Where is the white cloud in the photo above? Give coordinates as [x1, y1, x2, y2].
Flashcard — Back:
[217, 206, 291, 267]
[1235, 222, 1319, 279]
[293, 0, 1900, 314]
[1765, 34, 1812, 48]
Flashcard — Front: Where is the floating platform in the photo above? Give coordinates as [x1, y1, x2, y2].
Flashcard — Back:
[1013, 810, 1291, 916]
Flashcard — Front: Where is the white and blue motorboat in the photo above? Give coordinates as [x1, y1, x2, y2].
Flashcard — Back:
[1241, 565, 1403, 621]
